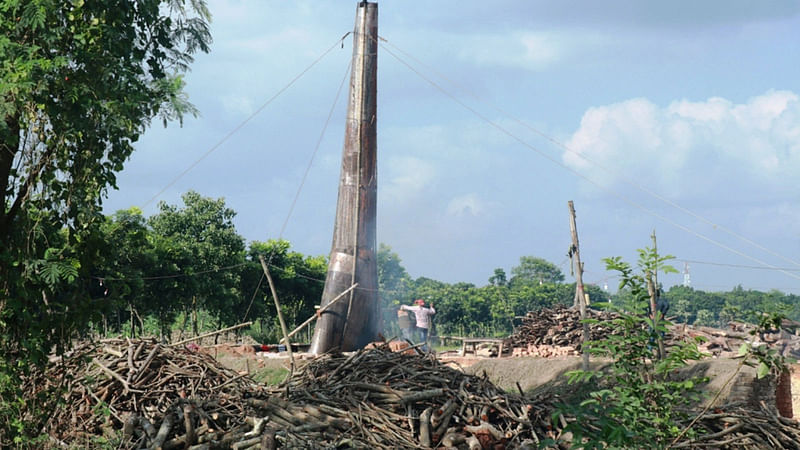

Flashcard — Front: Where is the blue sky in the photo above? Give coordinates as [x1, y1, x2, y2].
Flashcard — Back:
[105, 1, 800, 294]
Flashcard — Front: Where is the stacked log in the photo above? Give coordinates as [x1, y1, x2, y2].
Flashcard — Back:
[506, 305, 620, 352]
[32, 340, 560, 449]
[673, 403, 800, 449]
[33, 338, 269, 448]
[675, 322, 800, 359]
[28, 337, 800, 449]
[273, 344, 558, 448]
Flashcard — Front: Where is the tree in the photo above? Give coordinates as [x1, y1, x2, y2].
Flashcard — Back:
[149, 191, 245, 337]
[242, 240, 326, 343]
[509, 256, 565, 286]
[1, 1, 211, 441]
[488, 268, 507, 287]
[93, 207, 153, 337]
[377, 243, 411, 301]
[1, 1, 211, 342]
[563, 244, 706, 449]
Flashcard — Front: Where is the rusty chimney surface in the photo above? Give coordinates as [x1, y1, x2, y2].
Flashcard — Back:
[310, 1, 379, 354]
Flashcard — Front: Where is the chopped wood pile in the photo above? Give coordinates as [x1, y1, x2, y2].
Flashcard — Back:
[34, 338, 269, 449]
[677, 322, 800, 359]
[505, 305, 619, 353]
[272, 344, 558, 449]
[28, 337, 800, 449]
[505, 306, 800, 361]
[673, 403, 800, 449]
[33, 339, 561, 449]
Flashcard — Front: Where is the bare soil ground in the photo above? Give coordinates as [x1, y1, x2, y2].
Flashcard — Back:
[209, 345, 800, 416]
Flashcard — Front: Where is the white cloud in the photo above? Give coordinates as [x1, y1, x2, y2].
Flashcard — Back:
[564, 90, 800, 199]
[382, 156, 436, 205]
[220, 94, 255, 116]
[457, 31, 564, 71]
[446, 194, 486, 217]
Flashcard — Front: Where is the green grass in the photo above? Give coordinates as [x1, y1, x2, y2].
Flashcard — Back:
[251, 367, 290, 386]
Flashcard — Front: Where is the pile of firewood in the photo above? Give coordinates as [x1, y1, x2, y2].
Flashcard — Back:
[31, 340, 563, 449]
[31, 338, 271, 449]
[506, 305, 620, 352]
[675, 322, 800, 359]
[28, 337, 800, 449]
[270, 345, 559, 448]
[672, 403, 800, 449]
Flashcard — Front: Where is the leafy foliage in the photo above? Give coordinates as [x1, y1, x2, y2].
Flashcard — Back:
[148, 191, 245, 337]
[663, 284, 800, 327]
[1, 2, 211, 441]
[242, 239, 326, 343]
[509, 255, 565, 286]
[560, 244, 707, 449]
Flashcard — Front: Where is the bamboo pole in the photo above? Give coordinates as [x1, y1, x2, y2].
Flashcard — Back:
[259, 255, 295, 373]
[170, 321, 253, 347]
[280, 283, 358, 344]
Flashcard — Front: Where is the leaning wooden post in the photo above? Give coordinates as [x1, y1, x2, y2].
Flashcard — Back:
[280, 283, 358, 344]
[568, 201, 590, 371]
[310, 1, 379, 354]
[259, 255, 295, 372]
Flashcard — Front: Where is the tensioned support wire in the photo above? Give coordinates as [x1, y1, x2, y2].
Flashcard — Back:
[93, 33, 360, 318]
[242, 57, 354, 322]
[378, 38, 800, 272]
[376, 34, 800, 284]
[141, 32, 352, 210]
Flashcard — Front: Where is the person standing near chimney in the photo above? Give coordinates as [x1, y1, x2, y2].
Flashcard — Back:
[401, 299, 436, 350]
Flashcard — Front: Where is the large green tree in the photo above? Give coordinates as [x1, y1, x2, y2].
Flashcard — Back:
[0, 0, 211, 350]
[149, 191, 244, 337]
[509, 255, 565, 287]
[0, 1, 211, 442]
[93, 207, 153, 336]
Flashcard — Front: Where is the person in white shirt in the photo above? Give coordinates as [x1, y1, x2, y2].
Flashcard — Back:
[401, 299, 436, 347]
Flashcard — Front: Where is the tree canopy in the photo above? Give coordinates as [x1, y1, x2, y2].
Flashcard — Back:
[510, 256, 565, 286]
[0, 0, 212, 359]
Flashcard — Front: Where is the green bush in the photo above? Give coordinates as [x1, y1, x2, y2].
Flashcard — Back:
[558, 245, 708, 449]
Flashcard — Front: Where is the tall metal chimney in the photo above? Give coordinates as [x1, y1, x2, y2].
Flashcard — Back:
[310, 1, 379, 354]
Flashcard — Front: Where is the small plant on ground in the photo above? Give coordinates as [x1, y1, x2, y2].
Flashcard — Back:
[557, 243, 708, 449]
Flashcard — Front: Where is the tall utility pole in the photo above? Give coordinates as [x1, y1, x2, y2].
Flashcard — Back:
[310, 2, 379, 354]
[568, 201, 590, 371]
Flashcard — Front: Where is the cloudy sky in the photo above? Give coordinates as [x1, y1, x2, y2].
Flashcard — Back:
[105, 1, 800, 294]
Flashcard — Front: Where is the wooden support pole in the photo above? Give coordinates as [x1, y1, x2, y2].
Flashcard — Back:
[259, 255, 295, 373]
[568, 200, 590, 372]
[649, 230, 666, 360]
[280, 283, 358, 344]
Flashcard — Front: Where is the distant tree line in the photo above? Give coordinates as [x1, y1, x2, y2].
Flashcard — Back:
[92, 191, 327, 344]
[87, 192, 800, 343]
[661, 284, 800, 328]
[87, 192, 607, 342]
